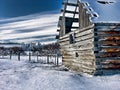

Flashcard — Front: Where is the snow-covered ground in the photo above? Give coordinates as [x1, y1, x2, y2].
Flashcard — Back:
[0, 57, 120, 90]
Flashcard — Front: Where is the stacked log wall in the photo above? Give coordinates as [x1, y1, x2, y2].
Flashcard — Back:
[94, 23, 120, 75]
[59, 24, 96, 74]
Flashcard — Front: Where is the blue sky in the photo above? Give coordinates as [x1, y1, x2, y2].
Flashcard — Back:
[0, 0, 63, 18]
[0, 0, 63, 43]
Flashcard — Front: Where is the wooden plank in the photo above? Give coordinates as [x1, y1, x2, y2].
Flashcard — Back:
[94, 28, 120, 31]
[59, 41, 70, 46]
[95, 23, 120, 26]
[94, 36, 120, 41]
[70, 63, 83, 72]
[96, 57, 120, 61]
[100, 48, 120, 53]
[61, 49, 94, 57]
[95, 34, 120, 38]
[59, 31, 75, 39]
[75, 33, 94, 42]
[75, 38, 94, 45]
[98, 40, 120, 46]
[62, 62, 72, 69]
[79, 55, 95, 60]
[64, 47, 93, 51]
[96, 52, 120, 58]
[59, 37, 69, 42]
[95, 30, 120, 35]
[78, 53, 94, 56]
[100, 65, 120, 70]
[96, 59, 120, 64]
[75, 29, 93, 38]
[65, 26, 79, 29]
[61, 44, 94, 51]
[77, 60, 95, 66]
[101, 60, 120, 65]
[77, 49, 94, 53]
[61, 9, 79, 14]
[77, 42, 94, 49]
[81, 65, 95, 72]
[75, 24, 94, 34]
[95, 69, 120, 75]
[65, 17, 79, 22]
[96, 46, 120, 49]
[63, 56, 75, 60]
[62, 2, 78, 7]
[96, 60, 120, 66]
[94, 46, 120, 52]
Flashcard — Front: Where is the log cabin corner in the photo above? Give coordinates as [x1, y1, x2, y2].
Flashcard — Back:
[57, 0, 120, 75]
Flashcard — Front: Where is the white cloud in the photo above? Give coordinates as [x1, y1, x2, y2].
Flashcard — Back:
[0, 12, 60, 43]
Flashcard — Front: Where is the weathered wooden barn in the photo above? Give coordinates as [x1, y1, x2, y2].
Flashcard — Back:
[57, 0, 120, 75]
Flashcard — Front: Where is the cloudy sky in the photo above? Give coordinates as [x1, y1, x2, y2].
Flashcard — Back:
[0, 0, 63, 43]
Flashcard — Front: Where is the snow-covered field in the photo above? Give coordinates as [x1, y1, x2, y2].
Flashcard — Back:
[0, 57, 120, 90]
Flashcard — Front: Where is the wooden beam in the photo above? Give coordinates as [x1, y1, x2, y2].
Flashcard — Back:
[67, 17, 79, 22]
[57, 29, 60, 32]
[59, 16, 62, 20]
[61, 9, 79, 14]
[66, 26, 79, 29]
[62, 2, 78, 7]
[60, 16, 79, 22]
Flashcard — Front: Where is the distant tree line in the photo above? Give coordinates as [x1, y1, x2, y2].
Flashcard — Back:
[0, 42, 61, 56]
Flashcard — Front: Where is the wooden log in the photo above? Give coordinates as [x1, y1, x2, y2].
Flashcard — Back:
[75, 29, 93, 38]
[79, 55, 95, 60]
[101, 60, 120, 65]
[80, 65, 95, 74]
[96, 35, 120, 40]
[62, 55, 75, 59]
[77, 49, 94, 54]
[99, 65, 120, 70]
[59, 41, 70, 46]
[96, 52, 120, 58]
[75, 24, 94, 33]
[95, 34, 120, 39]
[75, 33, 94, 42]
[75, 38, 94, 45]
[59, 37, 69, 42]
[96, 57, 120, 61]
[77, 45, 94, 51]
[96, 30, 120, 35]
[98, 40, 120, 46]
[102, 48, 120, 53]
[70, 63, 82, 71]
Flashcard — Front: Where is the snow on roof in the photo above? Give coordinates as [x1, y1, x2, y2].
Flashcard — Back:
[80, 0, 120, 23]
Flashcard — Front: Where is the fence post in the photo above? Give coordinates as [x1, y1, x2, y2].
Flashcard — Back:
[10, 51, 12, 60]
[55, 54, 57, 65]
[2, 51, 4, 59]
[37, 52, 39, 62]
[18, 52, 20, 61]
[47, 54, 49, 64]
[29, 52, 31, 61]
[57, 54, 59, 66]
